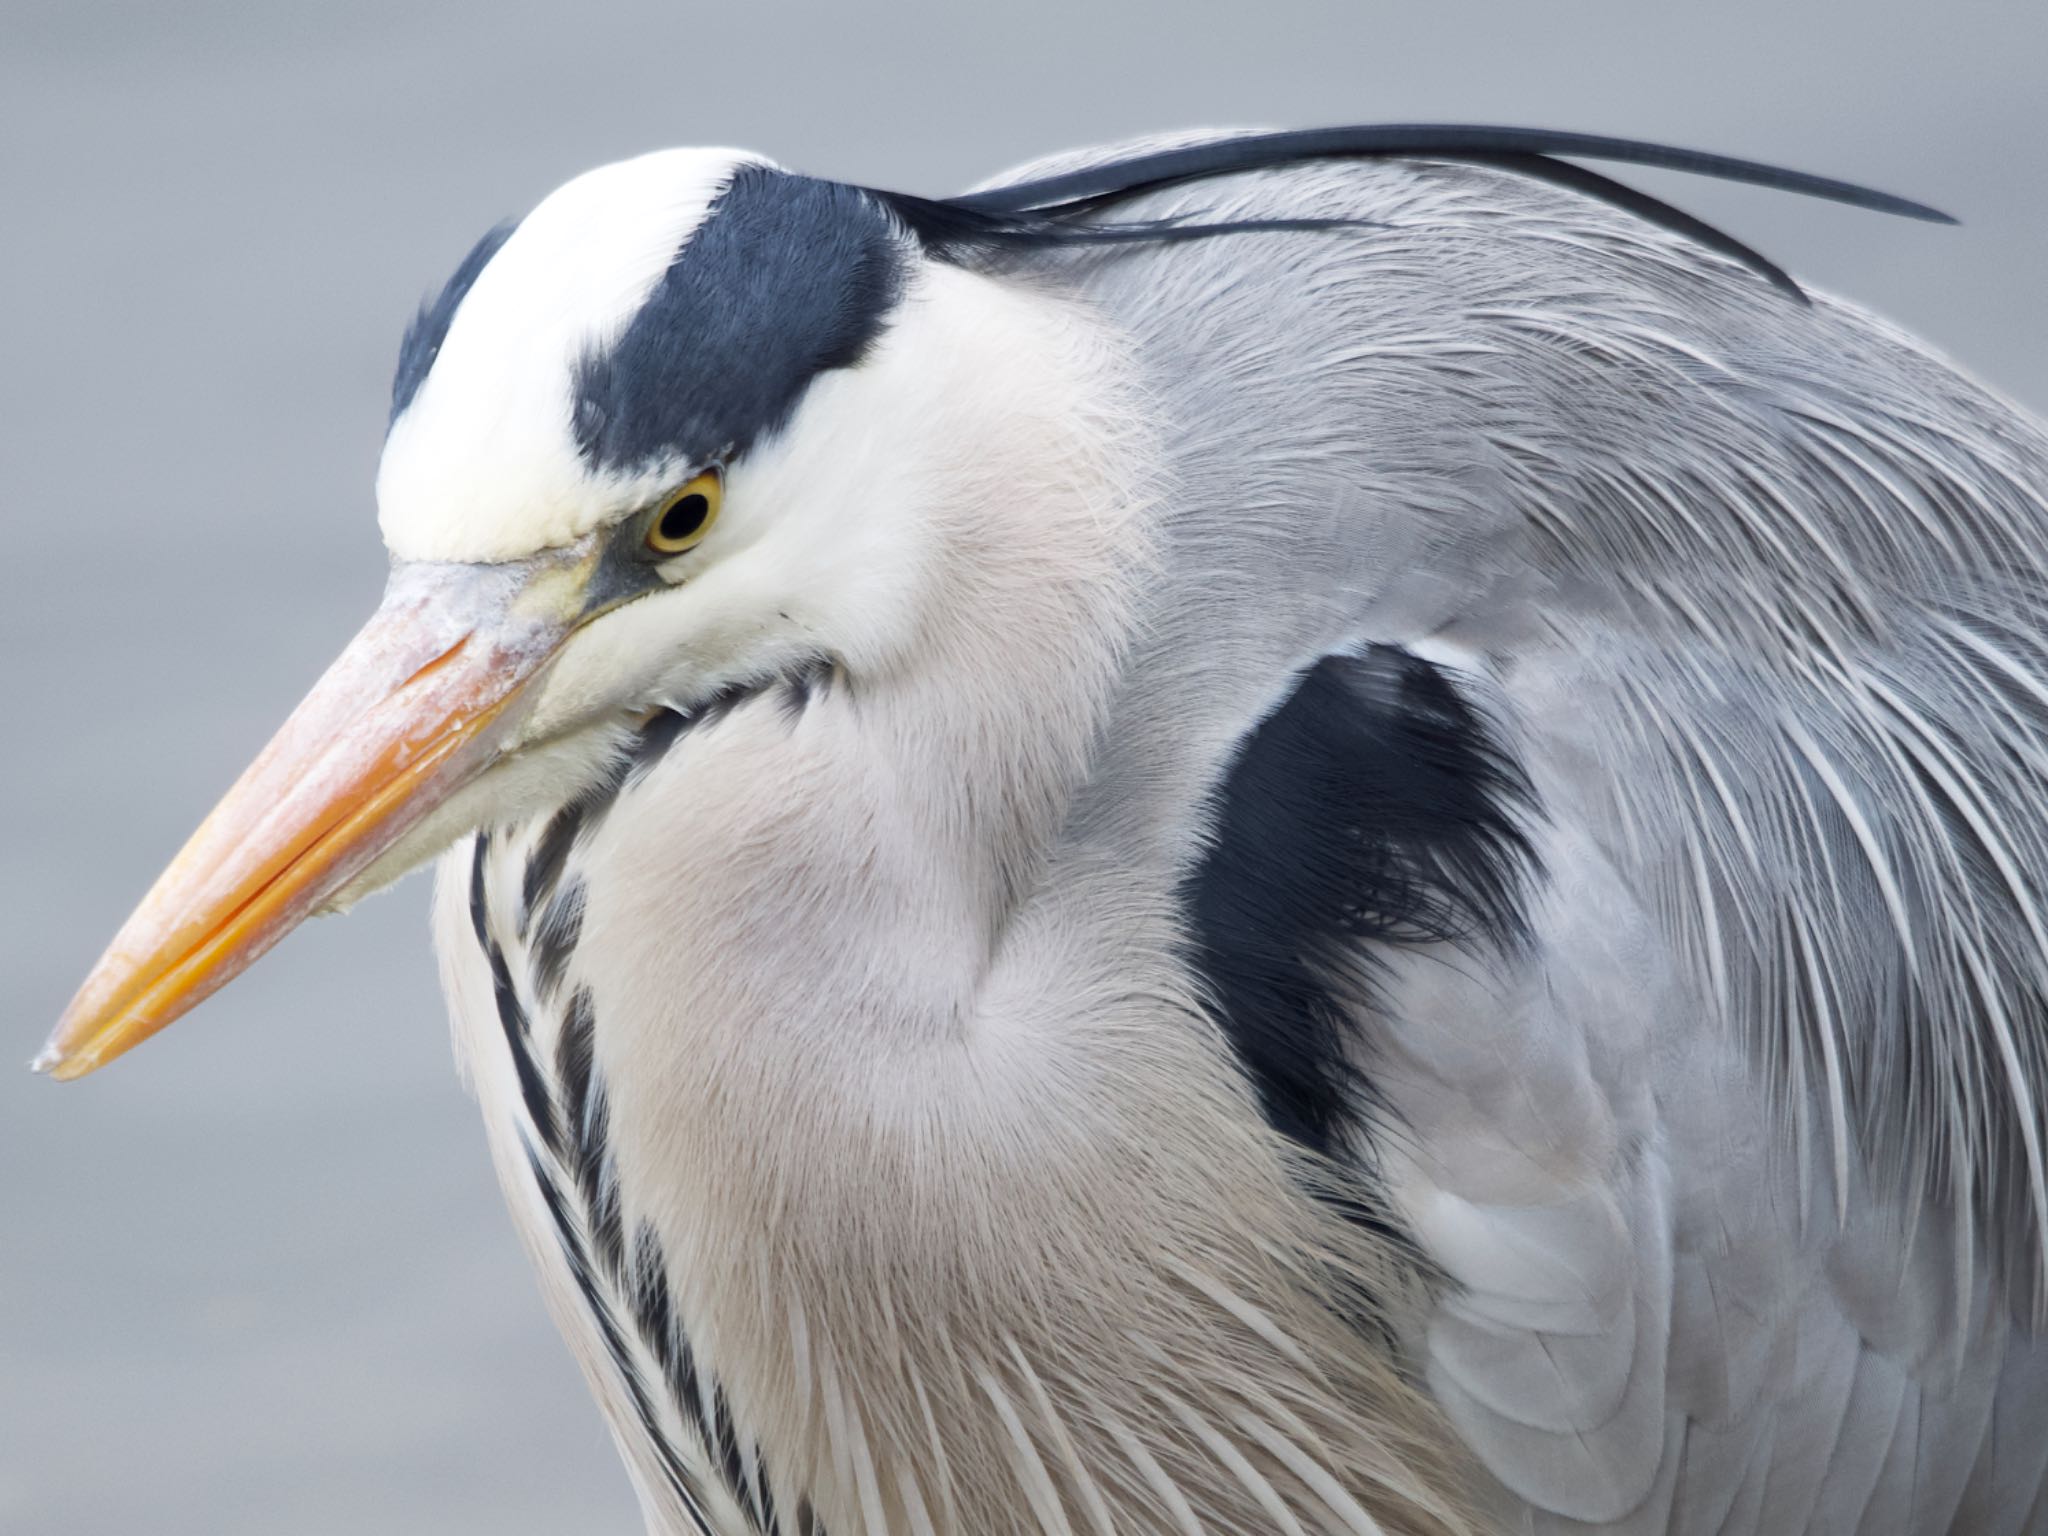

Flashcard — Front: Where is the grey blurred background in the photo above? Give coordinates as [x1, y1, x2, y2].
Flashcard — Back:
[3, 2, 2042, 1531]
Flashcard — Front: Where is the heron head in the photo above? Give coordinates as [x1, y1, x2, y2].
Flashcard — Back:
[39, 147, 1136, 1079]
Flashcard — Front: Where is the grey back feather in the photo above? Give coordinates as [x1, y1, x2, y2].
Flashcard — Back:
[989, 134, 2048, 1312]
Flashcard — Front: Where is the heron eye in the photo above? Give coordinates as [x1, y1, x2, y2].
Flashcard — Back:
[646, 470, 722, 555]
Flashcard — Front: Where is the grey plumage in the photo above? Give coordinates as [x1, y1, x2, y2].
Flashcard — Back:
[986, 134, 2048, 1531]
[451, 137, 2048, 1530]
[46, 126, 2048, 1534]
[432, 136, 2048, 1532]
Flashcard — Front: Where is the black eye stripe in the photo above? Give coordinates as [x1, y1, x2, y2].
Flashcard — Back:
[570, 166, 906, 475]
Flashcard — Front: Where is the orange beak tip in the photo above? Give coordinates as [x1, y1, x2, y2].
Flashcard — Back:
[40, 565, 577, 1080]
[30, 1040, 88, 1081]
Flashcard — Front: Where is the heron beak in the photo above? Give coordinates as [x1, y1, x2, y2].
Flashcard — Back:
[36, 556, 586, 1081]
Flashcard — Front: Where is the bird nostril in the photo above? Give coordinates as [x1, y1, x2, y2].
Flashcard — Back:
[396, 634, 472, 694]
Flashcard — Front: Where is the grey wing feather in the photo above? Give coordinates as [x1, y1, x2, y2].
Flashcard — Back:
[986, 131, 2048, 1530]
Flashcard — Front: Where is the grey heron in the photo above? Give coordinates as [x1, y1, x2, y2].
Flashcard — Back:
[37, 123, 2048, 1532]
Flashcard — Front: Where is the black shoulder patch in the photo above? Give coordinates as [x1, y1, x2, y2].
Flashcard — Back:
[390, 219, 519, 424]
[572, 164, 908, 475]
[1183, 646, 1539, 1160]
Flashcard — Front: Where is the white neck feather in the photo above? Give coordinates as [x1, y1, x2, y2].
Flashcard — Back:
[435, 264, 1474, 1535]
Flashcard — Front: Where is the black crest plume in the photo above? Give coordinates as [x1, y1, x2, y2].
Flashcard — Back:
[870, 124, 1954, 303]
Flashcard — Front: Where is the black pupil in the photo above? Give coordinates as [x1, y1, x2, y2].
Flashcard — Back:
[658, 493, 710, 544]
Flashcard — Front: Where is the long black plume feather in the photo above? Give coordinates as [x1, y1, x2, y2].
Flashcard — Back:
[871, 188, 1373, 252]
[878, 123, 1954, 303]
[1457, 150, 1807, 299]
[951, 124, 1954, 223]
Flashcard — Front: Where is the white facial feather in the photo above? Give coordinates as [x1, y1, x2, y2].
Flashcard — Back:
[378, 146, 767, 564]
[516, 258, 1149, 752]
[337, 250, 1162, 912]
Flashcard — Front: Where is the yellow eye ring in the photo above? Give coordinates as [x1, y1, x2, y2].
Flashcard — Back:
[646, 469, 723, 555]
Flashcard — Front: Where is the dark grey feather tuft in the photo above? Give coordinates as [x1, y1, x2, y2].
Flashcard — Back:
[1185, 647, 1539, 1163]
[572, 165, 905, 475]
